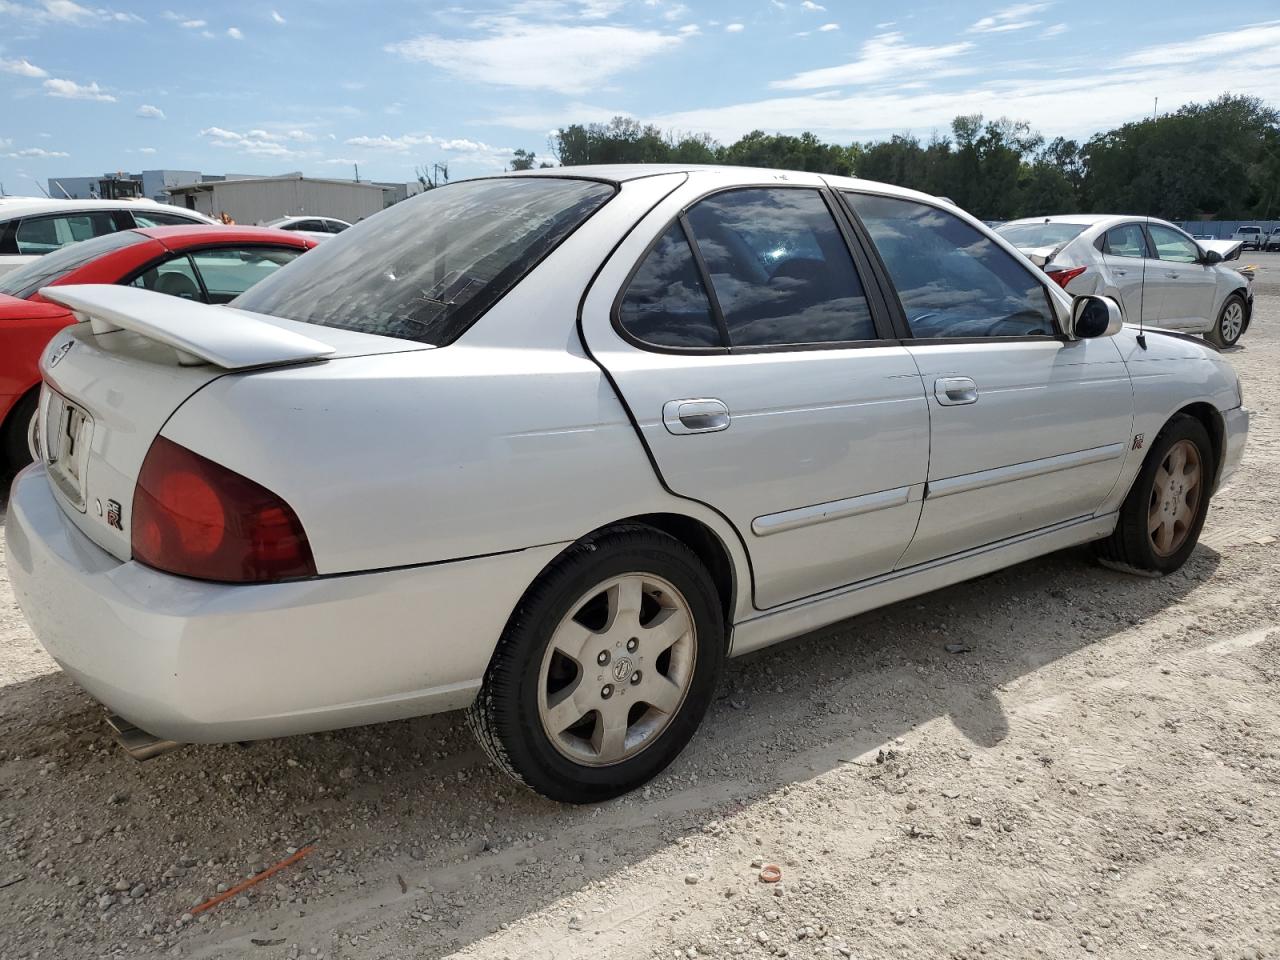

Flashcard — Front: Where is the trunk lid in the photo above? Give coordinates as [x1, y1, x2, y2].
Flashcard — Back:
[34, 284, 429, 561]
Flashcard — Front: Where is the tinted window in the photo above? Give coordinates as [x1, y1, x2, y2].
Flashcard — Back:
[131, 255, 202, 300]
[1147, 224, 1199, 263]
[618, 223, 721, 348]
[15, 212, 119, 255]
[235, 178, 614, 346]
[684, 188, 876, 347]
[131, 210, 201, 227]
[1102, 223, 1151, 258]
[996, 222, 1089, 247]
[325, 220, 349, 234]
[191, 246, 302, 304]
[846, 193, 1055, 339]
[0, 229, 148, 299]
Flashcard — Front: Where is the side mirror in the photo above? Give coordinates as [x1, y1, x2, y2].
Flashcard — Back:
[1201, 249, 1223, 265]
[1070, 295, 1124, 339]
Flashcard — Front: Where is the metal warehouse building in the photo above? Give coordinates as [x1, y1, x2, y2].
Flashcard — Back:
[167, 174, 387, 226]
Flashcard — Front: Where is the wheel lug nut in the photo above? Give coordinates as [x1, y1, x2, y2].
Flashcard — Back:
[597, 651, 610, 666]
[626, 637, 638, 652]
[630, 670, 642, 685]
[601, 684, 614, 699]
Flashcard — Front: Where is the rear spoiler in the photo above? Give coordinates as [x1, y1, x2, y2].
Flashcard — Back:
[40, 284, 335, 370]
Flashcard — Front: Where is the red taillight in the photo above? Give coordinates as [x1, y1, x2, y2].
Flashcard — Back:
[1045, 265, 1087, 289]
[132, 437, 316, 583]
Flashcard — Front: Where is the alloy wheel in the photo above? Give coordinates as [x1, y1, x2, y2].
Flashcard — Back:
[1221, 301, 1244, 344]
[538, 573, 696, 767]
[1148, 439, 1202, 556]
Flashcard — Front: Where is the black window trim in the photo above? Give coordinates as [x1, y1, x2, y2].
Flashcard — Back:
[834, 187, 1068, 346]
[610, 182, 902, 357]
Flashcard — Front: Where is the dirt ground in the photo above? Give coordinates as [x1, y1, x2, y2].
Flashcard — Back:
[2, 258, 1279, 960]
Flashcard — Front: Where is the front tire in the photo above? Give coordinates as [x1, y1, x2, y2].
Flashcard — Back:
[467, 525, 725, 804]
[1095, 414, 1214, 576]
[1207, 295, 1246, 348]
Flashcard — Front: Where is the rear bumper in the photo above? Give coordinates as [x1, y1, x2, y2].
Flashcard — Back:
[1218, 405, 1249, 491]
[5, 465, 563, 743]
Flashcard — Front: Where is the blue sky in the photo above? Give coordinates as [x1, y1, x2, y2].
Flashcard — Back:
[1, 0, 1278, 192]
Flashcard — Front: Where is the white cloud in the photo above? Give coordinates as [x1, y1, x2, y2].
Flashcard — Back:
[1119, 19, 1280, 67]
[226, 25, 242, 39]
[343, 131, 516, 170]
[136, 103, 165, 119]
[180, 17, 204, 28]
[800, 0, 825, 9]
[968, 2, 1052, 34]
[771, 32, 974, 90]
[200, 125, 297, 157]
[0, 56, 46, 77]
[5, 145, 69, 158]
[818, 22, 838, 31]
[138, 146, 157, 154]
[678, 22, 699, 35]
[1043, 22, 1067, 37]
[725, 22, 743, 32]
[270, 9, 284, 24]
[0, 0, 139, 25]
[387, 19, 686, 95]
[43, 77, 116, 101]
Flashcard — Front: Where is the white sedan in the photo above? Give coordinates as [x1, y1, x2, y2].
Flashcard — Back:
[262, 215, 352, 242]
[7, 166, 1248, 803]
[997, 214, 1252, 347]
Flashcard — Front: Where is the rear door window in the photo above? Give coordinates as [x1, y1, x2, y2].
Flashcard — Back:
[618, 223, 722, 348]
[1102, 223, 1151, 258]
[683, 187, 877, 347]
[845, 192, 1056, 339]
[15, 212, 119, 255]
[130, 255, 203, 300]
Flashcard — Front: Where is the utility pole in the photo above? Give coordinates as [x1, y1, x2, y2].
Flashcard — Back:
[1152, 97, 1158, 121]
[353, 163, 360, 183]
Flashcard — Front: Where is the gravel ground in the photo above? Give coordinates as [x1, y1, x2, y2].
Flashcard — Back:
[2, 256, 1279, 960]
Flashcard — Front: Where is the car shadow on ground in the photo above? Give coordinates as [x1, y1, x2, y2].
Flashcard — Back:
[0, 488, 1223, 957]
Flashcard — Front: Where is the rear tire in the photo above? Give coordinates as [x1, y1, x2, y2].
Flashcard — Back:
[1095, 414, 1214, 576]
[1, 391, 37, 473]
[467, 525, 725, 804]
[1207, 294, 1246, 348]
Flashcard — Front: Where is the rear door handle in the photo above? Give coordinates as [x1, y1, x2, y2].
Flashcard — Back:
[1113, 269, 1127, 276]
[1169, 272, 1181, 279]
[934, 377, 978, 406]
[663, 398, 730, 435]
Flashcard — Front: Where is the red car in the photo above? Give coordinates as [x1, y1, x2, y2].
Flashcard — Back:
[0, 225, 315, 469]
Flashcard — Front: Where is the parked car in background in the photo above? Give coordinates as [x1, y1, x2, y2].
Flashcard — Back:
[6, 167, 1247, 803]
[1266, 227, 1280, 252]
[262, 216, 352, 241]
[1231, 225, 1264, 250]
[0, 225, 313, 470]
[997, 215, 1252, 347]
[0, 198, 217, 279]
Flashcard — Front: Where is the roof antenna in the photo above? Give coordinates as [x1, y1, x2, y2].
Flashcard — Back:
[1135, 98, 1160, 351]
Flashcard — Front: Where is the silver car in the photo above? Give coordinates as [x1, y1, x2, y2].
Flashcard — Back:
[7, 167, 1248, 803]
[997, 215, 1252, 347]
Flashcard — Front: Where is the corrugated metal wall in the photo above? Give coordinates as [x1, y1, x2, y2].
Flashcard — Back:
[1172, 220, 1280, 239]
[188, 179, 386, 225]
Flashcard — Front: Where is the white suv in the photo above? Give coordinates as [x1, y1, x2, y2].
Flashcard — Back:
[0, 197, 217, 278]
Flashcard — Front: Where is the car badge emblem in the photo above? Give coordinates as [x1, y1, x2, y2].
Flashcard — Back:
[106, 499, 123, 531]
[48, 340, 74, 367]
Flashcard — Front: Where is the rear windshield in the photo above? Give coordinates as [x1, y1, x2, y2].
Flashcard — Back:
[0, 229, 149, 300]
[234, 177, 616, 345]
[995, 222, 1089, 248]
[1238, 227, 1261, 234]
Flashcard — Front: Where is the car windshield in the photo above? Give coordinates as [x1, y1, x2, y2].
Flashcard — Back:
[995, 222, 1089, 248]
[0, 229, 149, 300]
[235, 177, 615, 346]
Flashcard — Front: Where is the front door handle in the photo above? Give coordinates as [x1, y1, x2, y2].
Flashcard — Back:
[1113, 269, 1127, 276]
[663, 398, 730, 435]
[934, 377, 978, 406]
[1168, 272, 1181, 279]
